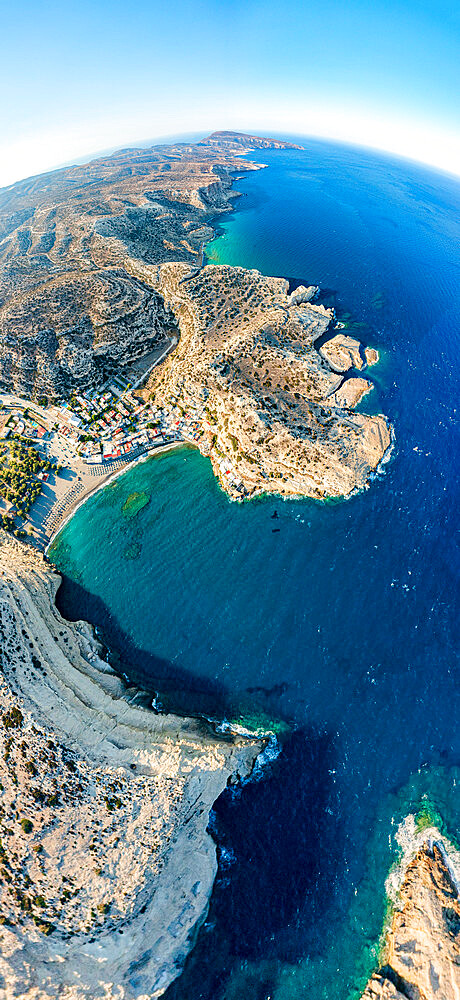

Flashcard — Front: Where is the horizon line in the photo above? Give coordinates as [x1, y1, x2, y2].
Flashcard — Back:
[2, 128, 460, 194]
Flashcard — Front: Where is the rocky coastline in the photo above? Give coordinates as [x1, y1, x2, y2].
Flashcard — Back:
[0, 131, 393, 502]
[0, 131, 411, 999]
[2, 526, 459, 999]
[362, 829, 460, 999]
[0, 532, 262, 998]
[142, 261, 391, 500]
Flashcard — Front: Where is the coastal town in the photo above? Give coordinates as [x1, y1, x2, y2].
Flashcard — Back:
[0, 282, 389, 550]
[0, 124, 392, 551]
[0, 374, 216, 548]
[0, 119, 456, 1000]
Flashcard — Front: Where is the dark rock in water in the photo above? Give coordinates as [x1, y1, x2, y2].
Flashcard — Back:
[246, 682, 289, 698]
[124, 541, 142, 560]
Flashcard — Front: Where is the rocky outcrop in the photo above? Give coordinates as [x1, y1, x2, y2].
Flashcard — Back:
[319, 333, 364, 372]
[287, 284, 319, 306]
[143, 261, 391, 500]
[365, 346, 380, 366]
[328, 376, 374, 409]
[0, 532, 261, 998]
[362, 839, 460, 1000]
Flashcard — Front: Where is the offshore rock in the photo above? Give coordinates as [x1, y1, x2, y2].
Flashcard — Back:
[365, 346, 380, 366]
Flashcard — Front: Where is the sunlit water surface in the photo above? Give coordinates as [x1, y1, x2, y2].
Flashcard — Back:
[50, 139, 460, 1000]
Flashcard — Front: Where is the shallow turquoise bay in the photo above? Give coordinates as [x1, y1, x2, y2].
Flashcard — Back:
[50, 139, 460, 1000]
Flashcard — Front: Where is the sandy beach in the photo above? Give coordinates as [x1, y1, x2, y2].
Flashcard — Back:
[44, 441, 184, 551]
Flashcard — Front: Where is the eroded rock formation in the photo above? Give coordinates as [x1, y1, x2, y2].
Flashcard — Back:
[362, 841, 460, 1000]
[141, 261, 391, 499]
[319, 333, 364, 372]
[0, 532, 261, 998]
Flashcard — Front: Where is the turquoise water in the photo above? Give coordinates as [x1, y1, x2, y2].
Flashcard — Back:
[50, 139, 460, 999]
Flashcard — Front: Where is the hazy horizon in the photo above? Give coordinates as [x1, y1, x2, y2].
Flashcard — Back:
[2, 127, 460, 195]
[1, 0, 459, 188]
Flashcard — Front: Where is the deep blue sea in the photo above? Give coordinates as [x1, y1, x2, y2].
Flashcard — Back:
[49, 138, 460, 999]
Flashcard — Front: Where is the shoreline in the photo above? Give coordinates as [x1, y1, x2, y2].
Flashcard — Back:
[362, 818, 460, 999]
[6, 140, 394, 558]
[45, 441, 185, 552]
[0, 133, 401, 1000]
[0, 530, 264, 999]
[46, 407, 395, 562]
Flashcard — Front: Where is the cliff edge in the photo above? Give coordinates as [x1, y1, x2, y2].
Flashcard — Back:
[0, 531, 261, 999]
[362, 840, 460, 1000]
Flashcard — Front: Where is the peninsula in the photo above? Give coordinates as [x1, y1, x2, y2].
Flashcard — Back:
[143, 262, 389, 499]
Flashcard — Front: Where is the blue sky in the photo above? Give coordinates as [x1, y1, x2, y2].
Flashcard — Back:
[1, 0, 459, 185]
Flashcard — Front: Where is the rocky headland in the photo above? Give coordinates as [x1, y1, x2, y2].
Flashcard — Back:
[319, 332, 365, 372]
[0, 532, 261, 998]
[137, 261, 391, 499]
[362, 833, 460, 1000]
